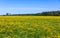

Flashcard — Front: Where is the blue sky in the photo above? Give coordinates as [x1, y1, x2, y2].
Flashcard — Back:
[0, 0, 60, 15]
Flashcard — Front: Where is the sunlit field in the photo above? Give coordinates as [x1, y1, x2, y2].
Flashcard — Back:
[0, 16, 60, 38]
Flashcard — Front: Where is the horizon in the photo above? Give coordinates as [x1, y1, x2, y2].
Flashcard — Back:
[0, 0, 60, 15]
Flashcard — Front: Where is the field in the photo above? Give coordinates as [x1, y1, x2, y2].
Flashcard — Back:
[0, 16, 60, 38]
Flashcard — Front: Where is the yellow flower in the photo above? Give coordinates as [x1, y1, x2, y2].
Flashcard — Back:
[0, 28, 4, 32]
[7, 29, 13, 32]
[6, 36, 11, 38]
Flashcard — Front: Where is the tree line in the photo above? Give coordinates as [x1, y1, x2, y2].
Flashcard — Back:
[3, 10, 60, 16]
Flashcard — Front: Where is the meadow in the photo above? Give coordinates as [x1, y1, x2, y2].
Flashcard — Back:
[0, 16, 60, 38]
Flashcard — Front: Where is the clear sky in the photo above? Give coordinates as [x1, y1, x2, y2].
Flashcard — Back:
[0, 0, 60, 15]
